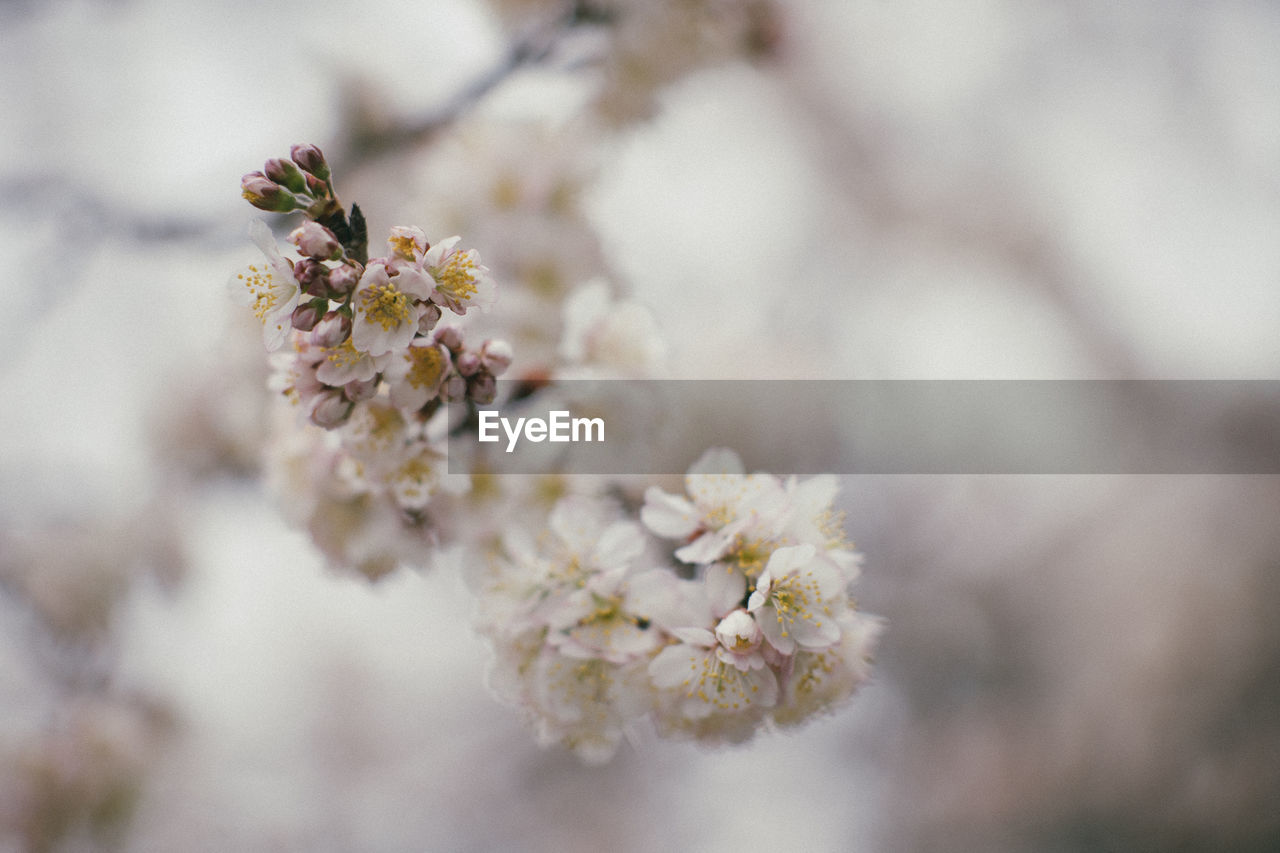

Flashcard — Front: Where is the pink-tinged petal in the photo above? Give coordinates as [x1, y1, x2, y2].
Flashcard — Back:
[756, 606, 796, 655]
[640, 488, 698, 538]
[704, 564, 747, 617]
[315, 339, 378, 386]
[649, 643, 705, 688]
[393, 266, 435, 300]
[715, 646, 768, 671]
[421, 235, 461, 267]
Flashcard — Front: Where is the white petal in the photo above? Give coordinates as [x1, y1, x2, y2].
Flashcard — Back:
[649, 643, 704, 688]
[756, 606, 796, 655]
[704, 565, 747, 616]
[248, 218, 277, 256]
[809, 558, 848, 600]
[640, 488, 698, 538]
[592, 521, 645, 569]
[671, 627, 716, 647]
[688, 447, 744, 477]
[790, 616, 841, 650]
[746, 666, 779, 707]
[763, 543, 817, 578]
[262, 315, 291, 351]
[789, 474, 838, 514]
[624, 571, 709, 631]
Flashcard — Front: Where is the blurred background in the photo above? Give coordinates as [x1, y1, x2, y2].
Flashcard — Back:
[2, 0, 1279, 849]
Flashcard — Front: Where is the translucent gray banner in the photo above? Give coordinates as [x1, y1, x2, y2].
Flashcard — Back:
[447, 381, 1280, 474]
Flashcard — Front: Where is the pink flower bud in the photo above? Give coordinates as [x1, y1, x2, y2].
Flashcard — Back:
[290, 144, 331, 181]
[441, 374, 468, 402]
[327, 263, 361, 299]
[291, 301, 323, 332]
[303, 172, 330, 199]
[467, 371, 496, 405]
[434, 326, 464, 352]
[417, 304, 442, 335]
[343, 377, 378, 402]
[308, 389, 352, 429]
[309, 312, 351, 348]
[264, 157, 307, 193]
[479, 339, 513, 376]
[289, 221, 342, 260]
[455, 350, 482, 377]
[240, 172, 297, 212]
[292, 259, 330, 296]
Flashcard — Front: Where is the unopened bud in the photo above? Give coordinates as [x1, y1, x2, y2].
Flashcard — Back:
[441, 373, 468, 402]
[343, 377, 378, 402]
[435, 325, 464, 352]
[241, 172, 297, 212]
[479, 339, 513, 376]
[417, 304, 442, 335]
[310, 312, 351, 348]
[327, 263, 361, 299]
[290, 221, 342, 260]
[455, 350, 482, 377]
[291, 143, 331, 181]
[308, 389, 353, 429]
[290, 299, 325, 332]
[293, 259, 330, 296]
[264, 157, 307, 193]
[303, 172, 330, 199]
[467, 371, 496, 405]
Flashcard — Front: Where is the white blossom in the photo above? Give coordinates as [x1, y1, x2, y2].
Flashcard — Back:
[351, 261, 433, 356]
[641, 447, 785, 565]
[649, 626, 779, 719]
[228, 219, 301, 351]
[747, 543, 845, 655]
[383, 338, 451, 412]
[424, 237, 496, 315]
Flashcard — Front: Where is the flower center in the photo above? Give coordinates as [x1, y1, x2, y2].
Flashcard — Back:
[404, 346, 446, 390]
[361, 280, 413, 330]
[434, 252, 479, 303]
[388, 234, 421, 261]
[238, 264, 280, 321]
[324, 338, 366, 369]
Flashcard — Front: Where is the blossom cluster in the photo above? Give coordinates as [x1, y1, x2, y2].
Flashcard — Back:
[470, 448, 881, 762]
[231, 146, 513, 575]
[230, 144, 878, 755]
